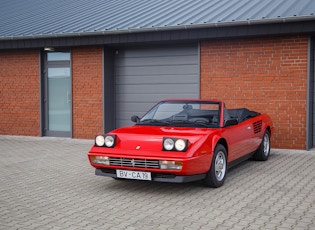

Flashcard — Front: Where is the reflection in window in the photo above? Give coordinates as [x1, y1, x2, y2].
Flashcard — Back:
[47, 52, 70, 61]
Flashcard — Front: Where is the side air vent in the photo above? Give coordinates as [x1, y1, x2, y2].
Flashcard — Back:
[253, 120, 262, 134]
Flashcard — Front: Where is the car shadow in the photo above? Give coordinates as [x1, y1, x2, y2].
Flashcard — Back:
[93, 152, 277, 194]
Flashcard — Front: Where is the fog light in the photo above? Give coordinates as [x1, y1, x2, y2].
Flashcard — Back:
[159, 160, 183, 170]
[90, 156, 110, 165]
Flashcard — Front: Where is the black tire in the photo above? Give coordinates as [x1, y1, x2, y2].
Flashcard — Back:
[113, 177, 125, 180]
[204, 144, 227, 188]
[253, 130, 270, 161]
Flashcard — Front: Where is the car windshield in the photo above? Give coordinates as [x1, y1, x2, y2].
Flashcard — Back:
[138, 101, 220, 128]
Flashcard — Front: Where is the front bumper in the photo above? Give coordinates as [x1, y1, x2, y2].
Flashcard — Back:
[95, 168, 206, 183]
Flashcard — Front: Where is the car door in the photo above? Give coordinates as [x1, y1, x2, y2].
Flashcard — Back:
[224, 121, 255, 162]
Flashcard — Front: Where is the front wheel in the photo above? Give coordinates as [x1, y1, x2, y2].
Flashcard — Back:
[203, 144, 227, 188]
[253, 130, 270, 161]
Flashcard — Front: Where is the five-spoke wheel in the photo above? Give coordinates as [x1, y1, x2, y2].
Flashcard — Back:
[204, 144, 227, 188]
[253, 130, 270, 161]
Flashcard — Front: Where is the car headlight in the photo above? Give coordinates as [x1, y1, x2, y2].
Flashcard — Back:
[175, 139, 186, 151]
[95, 135, 116, 147]
[159, 160, 183, 170]
[90, 156, 110, 165]
[163, 138, 174, 151]
[104, 135, 115, 147]
[163, 138, 188, 151]
[95, 135, 105, 146]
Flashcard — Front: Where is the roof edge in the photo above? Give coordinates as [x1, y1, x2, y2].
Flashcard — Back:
[1, 15, 315, 41]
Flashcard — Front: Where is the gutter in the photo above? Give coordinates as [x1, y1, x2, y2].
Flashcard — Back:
[1, 15, 315, 41]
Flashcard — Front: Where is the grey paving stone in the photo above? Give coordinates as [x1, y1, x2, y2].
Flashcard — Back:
[1, 135, 315, 230]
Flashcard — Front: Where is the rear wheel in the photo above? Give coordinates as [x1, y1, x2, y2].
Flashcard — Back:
[253, 130, 270, 161]
[204, 144, 227, 188]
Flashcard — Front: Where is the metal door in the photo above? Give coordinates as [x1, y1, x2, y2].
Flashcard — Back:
[114, 44, 200, 128]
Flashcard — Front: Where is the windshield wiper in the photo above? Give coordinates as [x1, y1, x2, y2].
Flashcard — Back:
[169, 119, 209, 127]
[140, 119, 170, 125]
[188, 120, 209, 127]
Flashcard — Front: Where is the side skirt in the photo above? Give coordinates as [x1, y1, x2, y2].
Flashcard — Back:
[227, 151, 256, 169]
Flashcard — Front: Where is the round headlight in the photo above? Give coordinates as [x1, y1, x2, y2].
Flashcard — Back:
[175, 139, 187, 151]
[95, 135, 105, 146]
[163, 138, 174, 151]
[104, 135, 115, 147]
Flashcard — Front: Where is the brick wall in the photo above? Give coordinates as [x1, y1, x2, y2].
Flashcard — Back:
[0, 36, 310, 149]
[72, 46, 103, 139]
[0, 50, 40, 136]
[0, 47, 104, 139]
[200, 35, 309, 149]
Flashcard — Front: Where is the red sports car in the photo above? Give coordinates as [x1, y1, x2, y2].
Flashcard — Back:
[88, 99, 273, 188]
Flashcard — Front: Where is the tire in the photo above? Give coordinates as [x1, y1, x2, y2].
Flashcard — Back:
[253, 130, 270, 161]
[204, 144, 227, 188]
[113, 177, 125, 180]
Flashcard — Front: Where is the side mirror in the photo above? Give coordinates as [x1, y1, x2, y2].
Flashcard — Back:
[224, 119, 238, 127]
[131, 115, 140, 123]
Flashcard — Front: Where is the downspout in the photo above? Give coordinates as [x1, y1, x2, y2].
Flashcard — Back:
[306, 36, 314, 150]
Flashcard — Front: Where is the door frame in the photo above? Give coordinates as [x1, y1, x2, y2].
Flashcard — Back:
[40, 49, 72, 137]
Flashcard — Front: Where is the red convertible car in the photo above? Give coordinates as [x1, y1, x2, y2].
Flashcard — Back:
[88, 99, 273, 188]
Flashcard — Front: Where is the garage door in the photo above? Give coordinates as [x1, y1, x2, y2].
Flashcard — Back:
[115, 44, 199, 128]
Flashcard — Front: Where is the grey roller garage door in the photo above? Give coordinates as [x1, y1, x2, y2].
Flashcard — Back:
[115, 44, 199, 128]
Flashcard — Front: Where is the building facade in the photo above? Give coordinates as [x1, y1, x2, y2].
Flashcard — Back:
[1, 0, 315, 149]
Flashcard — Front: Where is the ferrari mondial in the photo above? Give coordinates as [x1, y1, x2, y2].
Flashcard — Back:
[88, 99, 273, 188]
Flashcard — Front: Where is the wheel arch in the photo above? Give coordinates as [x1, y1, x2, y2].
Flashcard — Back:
[214, 138, 228, 157]
[266, 126, 271, 136]
[204, 138, 228, 188]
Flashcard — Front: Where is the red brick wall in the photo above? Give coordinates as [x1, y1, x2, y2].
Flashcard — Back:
[0, 36, 310, 149]
[0, 50, 40, 136]
[72, 46, 103, 139]
[201, 35, 309, 149]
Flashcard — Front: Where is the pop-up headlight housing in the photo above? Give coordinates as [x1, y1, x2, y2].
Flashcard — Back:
[95, 134, 116, 147]
[163, 138, 188, 152]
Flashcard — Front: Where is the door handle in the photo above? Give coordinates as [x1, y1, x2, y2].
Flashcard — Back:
[67, 91, 71, 104]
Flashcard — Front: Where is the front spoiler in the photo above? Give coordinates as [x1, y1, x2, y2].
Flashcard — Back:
[95, 168, 206, 183]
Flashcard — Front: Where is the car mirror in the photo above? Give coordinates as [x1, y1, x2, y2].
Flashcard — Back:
[131, 115, 140, 123]
[224, 119, 238, 127]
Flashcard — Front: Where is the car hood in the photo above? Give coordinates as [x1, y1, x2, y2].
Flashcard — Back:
[92, 125, 217, 158]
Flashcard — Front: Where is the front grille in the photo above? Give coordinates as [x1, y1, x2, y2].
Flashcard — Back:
[253, 120, 262, 134]
[109, 157, 160, 169]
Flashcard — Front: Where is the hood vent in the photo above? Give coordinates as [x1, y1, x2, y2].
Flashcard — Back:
[253, 120, 262, 134]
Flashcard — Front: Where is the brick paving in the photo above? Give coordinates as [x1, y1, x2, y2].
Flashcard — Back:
[1, 135, 315, 230]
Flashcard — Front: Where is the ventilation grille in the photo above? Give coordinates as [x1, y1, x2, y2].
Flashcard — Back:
[253, 120, 262, 134]
[109, 158, 160, 169]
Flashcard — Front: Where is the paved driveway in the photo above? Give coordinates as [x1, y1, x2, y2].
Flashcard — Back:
[1, 135, 315, 230]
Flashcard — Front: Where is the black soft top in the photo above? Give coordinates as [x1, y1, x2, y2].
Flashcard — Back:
[227, 108, 260, 123]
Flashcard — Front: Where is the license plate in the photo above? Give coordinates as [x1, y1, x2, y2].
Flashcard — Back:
[116, 169, 151, 181]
